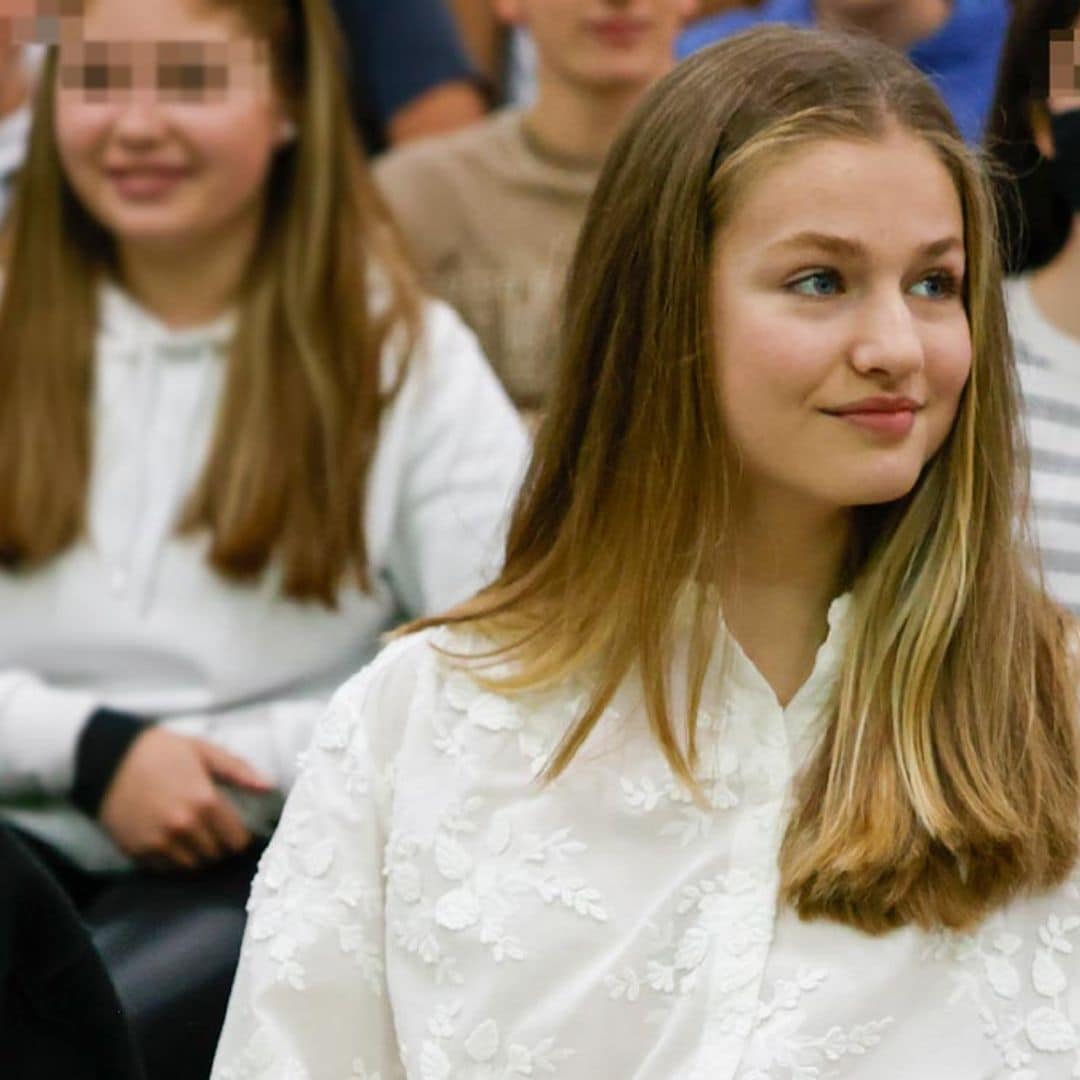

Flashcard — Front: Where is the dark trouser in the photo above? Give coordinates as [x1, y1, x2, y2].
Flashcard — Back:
[13, 830, 263, 1080]
[0, 826, 144, 1080]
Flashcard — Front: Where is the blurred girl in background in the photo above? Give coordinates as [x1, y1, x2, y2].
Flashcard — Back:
[989, 0, 1080, 615]
[0, 0, 527, 1076]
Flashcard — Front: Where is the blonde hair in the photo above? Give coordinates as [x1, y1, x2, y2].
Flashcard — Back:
[0, 0, 420, 604]
[414, 28, 1080, 933]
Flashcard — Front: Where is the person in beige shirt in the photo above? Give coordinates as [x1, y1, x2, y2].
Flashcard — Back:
[375, 0, 696, 414]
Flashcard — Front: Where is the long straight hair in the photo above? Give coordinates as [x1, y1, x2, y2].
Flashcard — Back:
[0, 0, 421, 604]
[414, 28, 1080, 934]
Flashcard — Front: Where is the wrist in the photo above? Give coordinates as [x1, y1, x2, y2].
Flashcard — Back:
[71, 708, 150, 817]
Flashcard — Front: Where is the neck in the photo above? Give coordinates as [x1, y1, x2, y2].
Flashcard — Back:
[720, 494, 851, 706]
[116, 212, 262, 330]
[525, 70, 663, 165]
[815, 0, 950, 49]
[1030, 216, 1080, 341]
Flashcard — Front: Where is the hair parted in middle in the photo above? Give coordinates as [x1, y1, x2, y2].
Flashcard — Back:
[412, 26, 1080, 934]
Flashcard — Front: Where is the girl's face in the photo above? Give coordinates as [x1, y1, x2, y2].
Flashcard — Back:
[54, 0, 291, 253]
[711, 127, 972, 514]
[1048, 18, 1080, 114]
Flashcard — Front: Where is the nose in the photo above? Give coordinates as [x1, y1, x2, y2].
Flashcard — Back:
[111, 92, 170, 145]
[847, 287, 925, 382]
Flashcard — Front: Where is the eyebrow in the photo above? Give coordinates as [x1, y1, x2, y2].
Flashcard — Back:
[768, 231, 964, 260]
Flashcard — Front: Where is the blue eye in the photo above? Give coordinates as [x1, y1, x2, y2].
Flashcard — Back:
[910, 272, 961, 300]
[789, 270, 843, 297]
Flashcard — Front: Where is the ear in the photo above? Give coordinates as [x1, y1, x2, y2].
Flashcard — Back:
[492, 0, 524, 27]
[1030, 101, 1055, 159]
[680, 0, 701, 21]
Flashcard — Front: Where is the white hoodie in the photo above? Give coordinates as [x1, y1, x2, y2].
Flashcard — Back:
[0, 284, 530, 869]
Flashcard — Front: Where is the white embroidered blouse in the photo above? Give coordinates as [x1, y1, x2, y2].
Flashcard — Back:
[212, 597, 1080, 1080]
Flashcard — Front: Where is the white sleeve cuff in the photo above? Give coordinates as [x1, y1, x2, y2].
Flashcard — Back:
[0, 672, 98, 797]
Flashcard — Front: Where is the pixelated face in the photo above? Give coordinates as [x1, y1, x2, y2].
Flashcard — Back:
[53, 0, 292, 255]
[495, 0, 697, 92]
[0, 0, 51, 21]
[0, 1, 84, 51]
[1048, 25, 1080, 113]
[710, 128, 971, 513]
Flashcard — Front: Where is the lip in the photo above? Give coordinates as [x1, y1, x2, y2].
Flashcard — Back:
[827, 396, 923, 415]
[585, 16, 652, 47]
[105, 165, 191, 200]
[823, 396, 923, 437]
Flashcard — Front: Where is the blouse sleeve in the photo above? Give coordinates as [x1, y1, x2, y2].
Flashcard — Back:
[211, 644, 416, 1080]
[381, 301, 530, 618]
[0, 671, 97, 798]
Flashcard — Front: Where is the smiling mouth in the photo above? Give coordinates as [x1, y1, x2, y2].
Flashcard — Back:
[106, 167, 191, 199]
[587, 19, 652, 46]
[826, 408, 919, 437]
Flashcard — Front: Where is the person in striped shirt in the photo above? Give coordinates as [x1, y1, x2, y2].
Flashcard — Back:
[989, 0, 1080, 614]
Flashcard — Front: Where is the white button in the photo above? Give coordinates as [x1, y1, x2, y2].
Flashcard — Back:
[109, 567, 128, 594]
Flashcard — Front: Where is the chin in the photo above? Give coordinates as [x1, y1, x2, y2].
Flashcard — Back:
[847, 479, 922, 507]
[108, 221, 209, 251]
[586, 64, 658, 91]
[823, 468, 924, 508]
[850, 446, 936, 503]
[98, 204, 191, 232]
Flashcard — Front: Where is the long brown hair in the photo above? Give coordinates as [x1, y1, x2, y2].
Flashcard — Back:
[415, 27, 1080, 933]
[0, 0, 420, 604]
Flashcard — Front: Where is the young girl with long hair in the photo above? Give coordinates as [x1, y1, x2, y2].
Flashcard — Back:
[0, 0, 527, 1075]
[987, 0, 1080, 614]
[215, 26, 1080, 1080]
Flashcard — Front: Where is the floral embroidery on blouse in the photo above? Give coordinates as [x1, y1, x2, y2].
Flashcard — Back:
[929, 868, 1080, 1078]
[212, 621, 1080, 1080]
[245, 709, 388, 998]
[736, 967, 895, 1079]
[415, 1001, 575, 1080]
[387, 793, 608, 986]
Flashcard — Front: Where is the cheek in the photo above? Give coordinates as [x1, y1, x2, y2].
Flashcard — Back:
[176, 103, 279, 186]
[923, 324, 973, 452]
[717, 308, 836, 418]
[940, 346, 973, 398]
[928, 325, 973, 413]
[53, 99, 111, 170]
[717, 348, 824, 477]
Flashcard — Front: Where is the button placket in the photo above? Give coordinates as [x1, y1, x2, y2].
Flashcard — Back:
[94, 348, 146, 605]
[693, 694, 791, 1079]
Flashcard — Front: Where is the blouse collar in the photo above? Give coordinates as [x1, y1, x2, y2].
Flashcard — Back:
[98, 279, 237, 356]
[719, 591, 851, 708]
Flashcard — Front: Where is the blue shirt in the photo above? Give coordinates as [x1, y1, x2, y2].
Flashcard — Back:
[331, 0, 478, 154]
[677, 0, 1008, 144]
